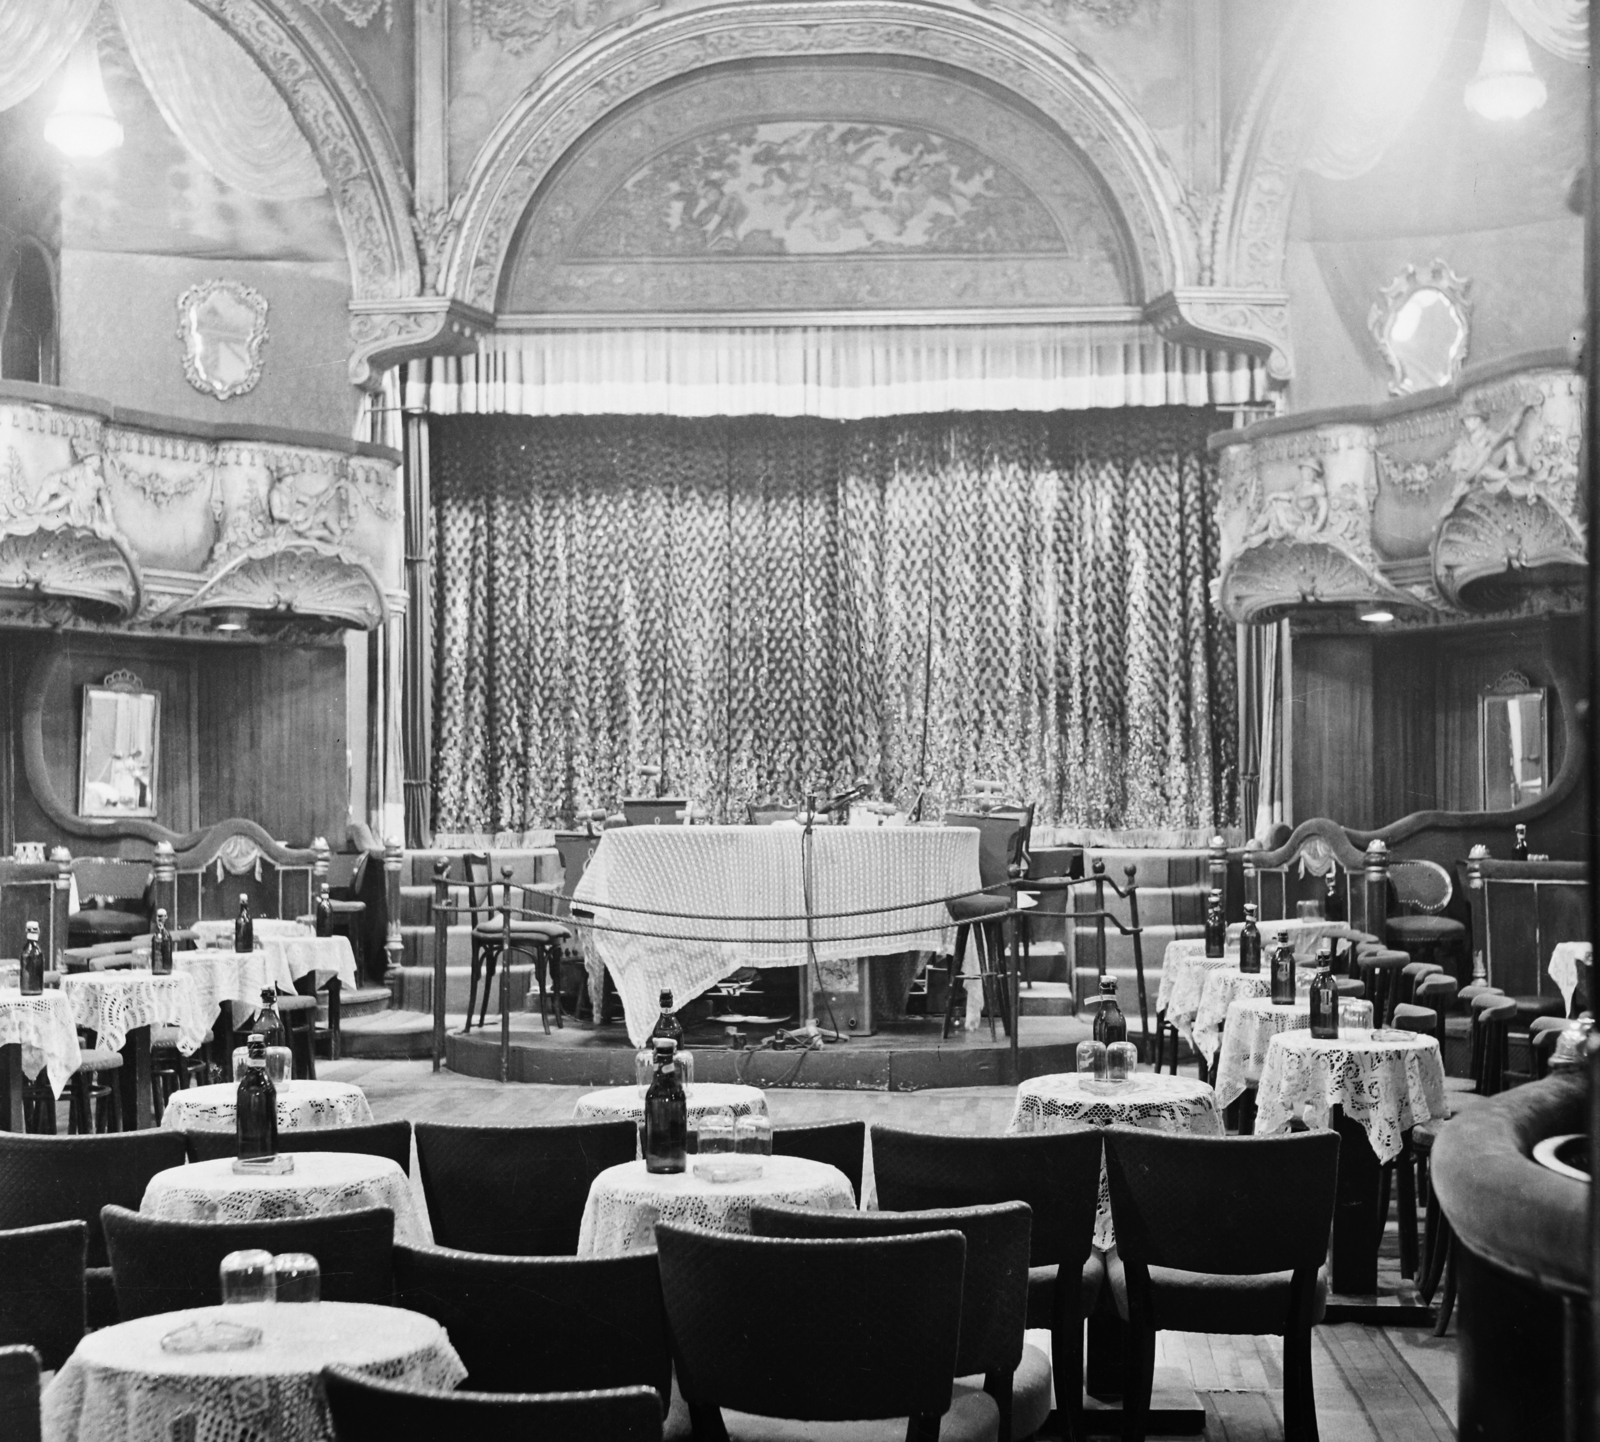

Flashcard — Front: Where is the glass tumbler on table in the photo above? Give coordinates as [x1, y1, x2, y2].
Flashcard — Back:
[271, 1253, 321, 1302]
[734, 1114, 773, 1155]
[1106, 1040, 1138, 1083]
[696, 1106, 736, 1157]
[219, 1249, 276, 1305]
[1076, 1039, 1107, 1081]
[233, 1046, 292, 1085]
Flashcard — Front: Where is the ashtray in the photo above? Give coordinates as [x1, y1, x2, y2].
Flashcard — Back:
[231, 1154, 295, 1176]
[1076, 1079, 1130, 1096]
[160, 1319, 263, 1354]
[693, 1157, 764, 1184]
[1370, 1028, 1415, 1043]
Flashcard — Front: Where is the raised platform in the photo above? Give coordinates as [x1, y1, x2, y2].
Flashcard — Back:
[446, 1014, 1093, 1090]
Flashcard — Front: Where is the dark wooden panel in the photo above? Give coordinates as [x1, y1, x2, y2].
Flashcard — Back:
[1289, 634, 1374, 828]
[1372, 632, 1438, 823]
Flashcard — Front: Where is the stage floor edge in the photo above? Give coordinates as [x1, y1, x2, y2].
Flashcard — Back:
[445, 1014, 1091, 1090]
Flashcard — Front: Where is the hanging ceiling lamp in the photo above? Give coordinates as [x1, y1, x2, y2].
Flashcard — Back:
[44, 32, 123, 158]
[1464, 0, 1548, 121]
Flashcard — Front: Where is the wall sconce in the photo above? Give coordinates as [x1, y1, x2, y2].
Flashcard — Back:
[1464, 0, 1547, 121]
[44, 34, 123, 159]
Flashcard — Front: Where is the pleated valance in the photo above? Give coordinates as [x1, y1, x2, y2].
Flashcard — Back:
[400, 325, 1267, 419]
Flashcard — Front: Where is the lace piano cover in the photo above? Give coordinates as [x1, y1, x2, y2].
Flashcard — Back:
[140, 1152, 427, 1244]
[60, 972, 209, 1055]
[1254, 1030, 1449, 1164]
[0, 990, 82, 1100]
[1007, 1072, 1223, 1250]
[572, 825, 981, 1045]
[1213, 996, 1374, 1111]
[577, 1154, 856, 1258]
[42, 1300, 465, 1442]
[159, 1081, 375, 1135]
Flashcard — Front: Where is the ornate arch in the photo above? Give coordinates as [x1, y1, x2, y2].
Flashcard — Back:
[444, 0, 1201, 314]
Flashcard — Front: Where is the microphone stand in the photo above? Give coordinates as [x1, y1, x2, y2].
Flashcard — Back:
[800, 791, 847, 1042]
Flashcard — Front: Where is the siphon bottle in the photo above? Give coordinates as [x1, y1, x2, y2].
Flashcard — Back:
[643, 1039, 688, 1174]
[236, 1034, 278, 1161]
[1204, 889, 1225, 959]
[150, 907, 173, 976]
[1309, 940, 1339, 1039]
[234, 893, 254, 953]
[1269, 929, 1296, 1006]
[19, 921, 43, 995]
[1323, 871, 1347, 922]
[1092, 975, 1127, 1048]
[1238, 903, 1262, 974]
[314, 884, 334, 938]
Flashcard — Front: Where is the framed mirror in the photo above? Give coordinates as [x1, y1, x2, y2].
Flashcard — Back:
[176, 279, 269, 400]
[1368, 259, 1472, 396]
[79, 671, 160, 819]
[1480, 672, 1547, 811]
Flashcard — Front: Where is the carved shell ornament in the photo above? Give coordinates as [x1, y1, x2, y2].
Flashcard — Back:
[177, 281, 270, 401]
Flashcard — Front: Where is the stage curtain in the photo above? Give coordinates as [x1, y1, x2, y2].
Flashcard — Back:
[0, 1, 97, 112]
[430, 410, 1235, 833]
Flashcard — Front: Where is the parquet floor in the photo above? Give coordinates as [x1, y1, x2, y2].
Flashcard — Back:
[321, 1058, 1460, 1442]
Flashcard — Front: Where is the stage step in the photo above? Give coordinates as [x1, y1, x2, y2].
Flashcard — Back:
[1018, 981, 1076, 1016]
[392, 963, 538, 1015]
[338, 1008, 456, 1060]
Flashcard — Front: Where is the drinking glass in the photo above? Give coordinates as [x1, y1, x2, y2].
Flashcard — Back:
[696, 1107, 736, 1156]
[0, 962, 18, 990]
[218, 1249, 276, 1305]
[1075, 1039, 1107, 1081]
[271, 1253, 321, 1303]
[734, 1114, 773, 1156]
[234, 1046, 292, 1084]
[1296, 899, 1323, 921]
[1106, 1041, 1138, 1084]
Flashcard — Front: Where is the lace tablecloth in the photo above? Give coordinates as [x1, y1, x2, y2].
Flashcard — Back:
[141, 1153, 427, 1244]
[265, 937, 358, 991]
[577, 1154, 856, 1257]
[175, 951, 299, 1028]
[1213, 997, 1375, 1111]
[1007, 1072, 1223, 1250]
[573, 825, 981, 1045]
[1191, 967, 1322, 1064]
[159, 1082, 375, 1135]
[191, 919, 313, 946]
[42, 1301, 465, 1442]
[60, 972, 209, 1055]
[573, 1082, 769, 1124]
[0, 989, 83, 1101]
[1254, 1030, 1449, 1164]
[1549, 941, 1590, 1015]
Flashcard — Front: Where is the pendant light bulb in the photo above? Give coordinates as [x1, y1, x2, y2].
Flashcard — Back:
[1464, 0, 1547, 122]
[44, 33, 123, 159]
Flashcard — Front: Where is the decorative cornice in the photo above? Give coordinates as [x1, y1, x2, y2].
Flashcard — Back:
[0, 522, 143, 621]
[347, 297, 494, 389]
[1145, 287, 1292, 383]
[176, 539, 389, 630]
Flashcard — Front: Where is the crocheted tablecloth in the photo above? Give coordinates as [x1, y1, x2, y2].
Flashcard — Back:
[572, 824, 981, 1045]
[577, 1154, 856, 1258]
[42, 1301, 464, 1442]
[191, 919, 313, 946]
[158, 1081, 375, 1135]
[140, 1152, 426, 1245]
[174, 951, 299, 1028]
[573, 1082, 769, 1124]
[1548, 941, 1589, 1015]
[264, 937, 358, 991]
[0, 989, 83, 1100]
[1007, 1071, 1223, 1250]
[1190, 966, 1323, 1065]
[1254, 1029, 1449, 1164]
[1213, 997, 1375, 1111]
[60, 972, 208, 1056]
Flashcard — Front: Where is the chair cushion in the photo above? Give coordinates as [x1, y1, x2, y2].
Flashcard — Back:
[152, 1027, 213, 1049]
[74, 1048, 123, 1074]
[1333, 977, 1365, 997]
[471, 920, 568, 942]
[68, 909, 146, 940]
[954, 1343, 1052, 1442]
[1385, 915, 1467, 941]
[946, 893, 1012, 923]
[721, 1388, 999, 1442]
[1108, 1254, 1327, 1334]
[1512, 996, 1565, 1025]
[272, 995, 318, 1013]
[1026, 1253, 1103, 1327]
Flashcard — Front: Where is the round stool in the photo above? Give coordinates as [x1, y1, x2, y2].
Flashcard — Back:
[1357, 949, 1410, 1027]
[272, 993, 320, 1080]
[1386, 912, 1469, 982]
[69, 1048, 125, 1134]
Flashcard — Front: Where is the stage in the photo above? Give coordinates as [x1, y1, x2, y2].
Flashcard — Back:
[445, 1013, 1093, 1090]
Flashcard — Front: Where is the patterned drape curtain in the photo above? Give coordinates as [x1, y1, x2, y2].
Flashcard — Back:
[431, 410, 1235, 832]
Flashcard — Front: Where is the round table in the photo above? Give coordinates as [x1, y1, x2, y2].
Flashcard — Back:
[41, 1300, 466, 1442]
[158, 1081, 375, 1135]
[1548, 940, 1590, 1015]
[174, 950, 298, 1029]
[1190, 965, 1321, 1065]
[573, 1081, 768, 1125]
[0, 988, 82, 1107]
[1006, 1072, 1223, 1250]
[1155, 946, 1234, 1042]
[60, 972, 209, 1056]
[577, 1154, 856, 1257]
[141, 1152, 427, 1245]
[1213, 996, 1375, 1111]
[191, 919, 313, 946]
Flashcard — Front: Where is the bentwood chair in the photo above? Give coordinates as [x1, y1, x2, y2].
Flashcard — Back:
[393, 1244, 671, 1404]
[751, 1201, 1044, 1442]
[0, 1346, 40, 1442]
[463, 856, 570, 1035]
[414, 1120, 636, 1255]
[102, 1204, 395, 1318]
[871, 1125, 1103, 1442]
[656, 1223, 979, 1442]
[1103, 1128, 1339, 1442]
[940, 812, 1028, 1041]
[770, 1120, 865, 1203]
[1385, 859, 1468, 979]
[323, 1366, 663, 1442]
[184, 1118, 413, 1174]
[0, 1221, 86, 1372]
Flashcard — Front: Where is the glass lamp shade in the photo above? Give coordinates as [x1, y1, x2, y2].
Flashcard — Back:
[1464, 1, 1548, 122]
[45, 36, 123, 158]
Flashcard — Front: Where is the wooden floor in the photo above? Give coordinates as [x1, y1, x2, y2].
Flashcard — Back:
[322, 1057, 1460, 1442]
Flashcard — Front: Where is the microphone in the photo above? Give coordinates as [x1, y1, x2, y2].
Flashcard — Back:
[818, 782, 870, 815]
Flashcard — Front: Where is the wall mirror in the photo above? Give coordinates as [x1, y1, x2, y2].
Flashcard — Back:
[176, 279, 269, 400]
[79, 671, 160, 819]
[1368, 259, 1471, 396]
[1480, 673, 1547, 811]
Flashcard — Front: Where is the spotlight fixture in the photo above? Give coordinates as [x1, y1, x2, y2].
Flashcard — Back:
[1464, 0, 1547, 122]
[213, 608, 249, 633]
[44, 34, 123, 158]
[1359, 609, 1396, 625]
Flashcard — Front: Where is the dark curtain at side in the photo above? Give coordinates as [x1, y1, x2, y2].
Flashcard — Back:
[430, 410, 1236, 832]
